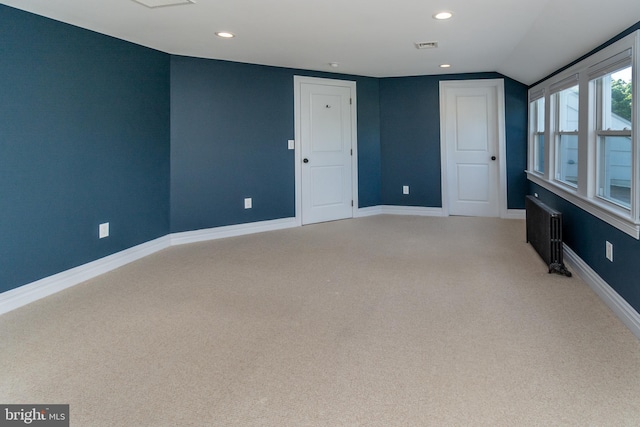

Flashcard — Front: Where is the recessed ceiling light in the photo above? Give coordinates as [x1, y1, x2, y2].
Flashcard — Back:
[329, 62, 339, 68]
[440, 64, 451, 68]
[215, 32, 235, 39]
[433, 11, 453, 20]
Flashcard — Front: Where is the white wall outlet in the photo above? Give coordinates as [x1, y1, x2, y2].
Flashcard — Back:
[403, 185, 409, 195]
[288, 140, 295, 150]
[99, 222, 109, 239]
[244, 198, 252, 209]
[606, 241, 613, 262]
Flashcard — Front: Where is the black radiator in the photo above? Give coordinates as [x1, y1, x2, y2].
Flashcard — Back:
[525, 195, 571, 277]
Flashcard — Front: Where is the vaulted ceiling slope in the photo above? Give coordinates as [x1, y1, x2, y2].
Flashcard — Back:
[3, 0, 640, 85]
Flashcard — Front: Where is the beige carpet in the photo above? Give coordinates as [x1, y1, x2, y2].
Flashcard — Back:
[1, 215, 639, 426]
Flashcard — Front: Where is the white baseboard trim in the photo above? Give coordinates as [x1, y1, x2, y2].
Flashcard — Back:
[170, 217, 298, 246]
[380, 205, 445, 216]
[355, 206, 383, 217]
[504, 209, 526, 220]
[0, 236, 171, 316]
[0, 218, 298, 315]
[362, 205, 523, 219]
[563, 244, 640, 340]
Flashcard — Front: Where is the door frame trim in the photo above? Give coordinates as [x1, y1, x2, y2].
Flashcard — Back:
[439, 79, 508, 218]
[293, 76, 358, 226]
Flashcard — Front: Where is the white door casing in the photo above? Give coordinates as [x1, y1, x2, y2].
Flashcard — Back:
[439, 79, 507, 217]
[294, 76, 358, 225]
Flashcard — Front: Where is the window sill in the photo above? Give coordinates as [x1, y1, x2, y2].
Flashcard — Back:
[526, 171, 640, 239]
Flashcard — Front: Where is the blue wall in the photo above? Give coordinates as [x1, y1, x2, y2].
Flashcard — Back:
[0, 6, 170, 293]
[379, 76, 442, 207]
[504, 78, 529, 208]
[379, 73, 528, 208]
[170, 56, 381, 232]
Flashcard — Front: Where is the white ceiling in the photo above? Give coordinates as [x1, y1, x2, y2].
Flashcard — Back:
[3, 0, 640, 85]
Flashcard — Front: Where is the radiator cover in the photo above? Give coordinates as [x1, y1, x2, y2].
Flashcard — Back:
[525, 195, 571, 276]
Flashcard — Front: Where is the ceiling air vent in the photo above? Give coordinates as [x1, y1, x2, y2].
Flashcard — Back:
[415, 41, 438, 50]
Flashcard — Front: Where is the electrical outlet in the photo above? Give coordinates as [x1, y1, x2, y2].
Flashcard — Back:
[99, 222, 109, 239]
[403, 185, 409, 195]
[606, 241, 613, 262]
[244, 198, 252, 209]
[288, 140, 295, 150]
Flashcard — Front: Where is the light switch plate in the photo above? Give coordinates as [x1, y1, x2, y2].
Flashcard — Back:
[244, 198, 252, 209]
[288, 140, 295, 150]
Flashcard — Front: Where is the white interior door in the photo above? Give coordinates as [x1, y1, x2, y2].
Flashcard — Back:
[296, 78, 355, 225]
[440, 80, 506, 217]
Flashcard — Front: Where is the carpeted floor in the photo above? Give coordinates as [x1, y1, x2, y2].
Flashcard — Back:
[1, 215, 639, 426]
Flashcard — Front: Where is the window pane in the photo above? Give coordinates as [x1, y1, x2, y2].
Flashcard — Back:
[534, 98, 545, 132]
[597, 66, 632, 131]
[534, 133, 545, 173]
[557, 85, 579, 132]
[556, 134, 578, 186]
[530, 97, 545, 173]
[597, 136, 631, 208]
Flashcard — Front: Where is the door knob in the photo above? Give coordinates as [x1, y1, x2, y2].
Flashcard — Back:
[303, 158, 309, 163]
[491, 156, 496, 161]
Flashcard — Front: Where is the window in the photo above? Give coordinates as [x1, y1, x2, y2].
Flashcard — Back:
[530, 97, 545, 173]
[554, 85, 579, 187]
[527, 31, 639, 238]
[593, 66, 632, 208]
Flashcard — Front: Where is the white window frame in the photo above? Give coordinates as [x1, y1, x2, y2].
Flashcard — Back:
[527, 30, 640, 239]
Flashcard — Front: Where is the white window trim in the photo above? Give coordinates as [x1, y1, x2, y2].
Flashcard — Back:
[527, 30, 640, 239]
